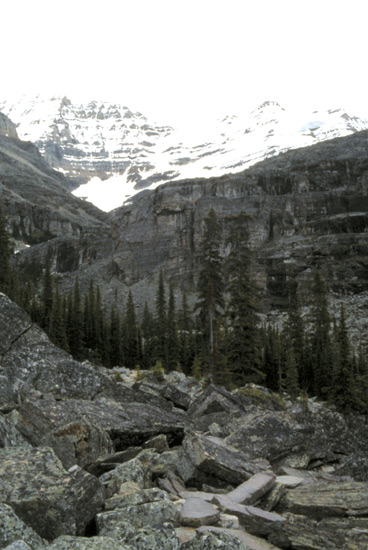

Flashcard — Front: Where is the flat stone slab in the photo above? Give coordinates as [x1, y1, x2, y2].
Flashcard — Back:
[226, 471, 276, 504]
[212, 495, 285, 536]
[280, 481, 368, 520]
[179, 490, 217, 502]
[276, 475, 304, 488]
[180, 497, 220, 527]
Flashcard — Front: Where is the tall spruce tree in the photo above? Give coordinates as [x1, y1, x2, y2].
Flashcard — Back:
[123, 290, 139, 369]
[67, 276, 84, 360]
[226, 213, 263, 386]
[331, 305, 358, 411]
[178, 291, 195, 375]
[154, 270, 167, 367]
[195, 208, 224, 380]
[309, 271, 332, 398]
[141, 301, 155, 369]
[0, 204, 11, 295]
[41, 255, 54, 331]
[166, 284, 179, 371]
[109, 305, 123, 367]
[49, 286, 68, 350]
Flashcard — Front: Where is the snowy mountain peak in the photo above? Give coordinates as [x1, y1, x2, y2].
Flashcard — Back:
[1, 95, 368, 212]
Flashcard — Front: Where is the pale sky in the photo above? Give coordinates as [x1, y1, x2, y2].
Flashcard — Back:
[2, 0, 368, 126]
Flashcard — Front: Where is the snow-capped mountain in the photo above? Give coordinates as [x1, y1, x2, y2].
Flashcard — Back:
[1, 96, 368, 211]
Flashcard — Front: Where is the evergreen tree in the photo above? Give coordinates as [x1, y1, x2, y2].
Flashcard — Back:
[109, 305, 122, 367]
[41, 255, 54, 331]
[284, 348, 299, 398]
[0, 204, 11, 295]
[309, 271, 332, 398]
[226, 213, 263, 386]
[262, 325, 282, 392]
[178, 291, 195, 375]
[67, 276, 84, 360]
[83, 279, 96, 351]
[166, 284, 179, 371]
[123, 290, 139, 369]
[154, 270, 167, 366]
[49, 286, 68, 350]
[141, 301, 155, 369]
[331, 305, 359, 411]
[195, 209, 224, 380]
[284, 285, 308, 388]
[95, 286, 110, 366]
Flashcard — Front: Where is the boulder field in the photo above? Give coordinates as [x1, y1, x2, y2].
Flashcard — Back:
[1, 292, 368, 549]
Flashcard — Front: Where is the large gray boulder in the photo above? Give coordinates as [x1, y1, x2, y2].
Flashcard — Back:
[183, 528, 271, 549]
[39, 418, 113, 470]
[98, 520, 181, 549]
[0, 294, 112, 401]
[226, 472, 276, 505]
[179, 498, 220, 527]
[0, 447, 103, 540]
[279, 480, 368, 520]
[0, 414, 32, 449]
[43, 536, 130, 550]
[0, 503, 45, 550]
[12, 396, 186, 450]
[177, 432, 270, 488]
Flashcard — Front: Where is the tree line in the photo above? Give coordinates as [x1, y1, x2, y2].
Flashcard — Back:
[1, 205, 367, 413]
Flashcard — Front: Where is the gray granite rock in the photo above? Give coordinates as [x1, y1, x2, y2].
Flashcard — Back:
[279, 480, 368, 520]
[226, 472, 276, 504]
[0, 447, 103, 540]
[179, 498, 220, 527]
[0, 503, 45, 550]
[178, 432, 270, 488]
[97, 520, 181, 549]
[212, 495, 285, 536]
[0, 414, 32, 448]
[43, 536, 130, 550]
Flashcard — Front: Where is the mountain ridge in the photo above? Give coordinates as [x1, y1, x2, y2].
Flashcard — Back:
[1, 95, 368, 211]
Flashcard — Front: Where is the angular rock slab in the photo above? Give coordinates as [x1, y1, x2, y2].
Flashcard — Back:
[178, 432, 270, 488]
[0, 503, 45, 550]
[0, 447, 103, 540]
[226, 471, 276, 504]
[43, 536, 130, 550]
[280, 481, 368, 520]
[13, 396, 185, 450]
[96, 500, 177, 531]
[40, 418, 113, 470]
[0, 295, 111, 401]
[268, 512, 344, 550]
[179, 498, 220, 527]
[3, 542, 33, 550]
[98, 520, 181, 550]
[187, 384, 244, 418]
[186, 528, 277, 549]
[0, 414, 32, 449]
[196, 526, 283, 550]
[213, 495, 285, 536]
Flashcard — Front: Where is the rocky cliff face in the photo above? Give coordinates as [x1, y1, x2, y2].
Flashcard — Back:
[0, 123, 108, 244]
[12, 128, 368, 342]
[1, 292, 368, 549]
[0, 112, 18, 139]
